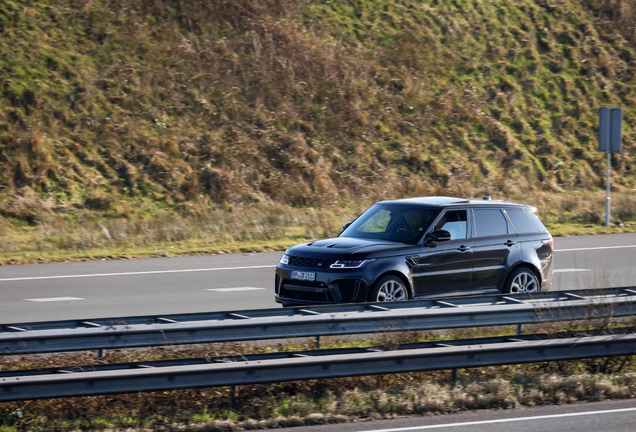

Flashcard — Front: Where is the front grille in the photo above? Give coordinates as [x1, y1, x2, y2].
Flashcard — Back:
[288, 256, 332, 268]
[281, 287, 331, 302]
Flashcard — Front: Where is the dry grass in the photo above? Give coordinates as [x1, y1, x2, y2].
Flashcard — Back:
[0, 189, 634, 265]
[0, 0, 635, 237]
[2, 355, 636, 431]
[0, 202, 359, 264]
[2, 321, 636, 431]
[589, 0, 636, 43]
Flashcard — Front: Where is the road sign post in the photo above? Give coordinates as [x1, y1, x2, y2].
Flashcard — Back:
[598, 107, 622, 227]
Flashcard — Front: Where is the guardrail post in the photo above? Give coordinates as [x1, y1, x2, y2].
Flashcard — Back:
[517, 324, 522, 336]
[451, 368, 458, 386]
[315, 336, 320, 349]
[97, 349, 104, 362]
[231, 385, 239, 405]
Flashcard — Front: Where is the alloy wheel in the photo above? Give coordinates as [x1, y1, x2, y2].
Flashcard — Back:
[510, 271, 538, 293]
[376, 279, 407, 302]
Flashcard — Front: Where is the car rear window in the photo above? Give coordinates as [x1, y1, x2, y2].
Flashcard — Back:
[524, 209, 548, 232]
[506, 209, 539, 233]
[473, 209, 508, 237]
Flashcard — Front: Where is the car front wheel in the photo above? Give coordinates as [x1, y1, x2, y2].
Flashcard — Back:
[369, 275, 408, 302]
[504, 267, 539, 294]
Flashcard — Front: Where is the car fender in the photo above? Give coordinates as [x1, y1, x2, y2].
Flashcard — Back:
[503, 260, 542, 289]
[367, 258, 414, 299]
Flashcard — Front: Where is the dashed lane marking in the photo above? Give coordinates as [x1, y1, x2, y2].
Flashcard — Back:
[556, 244, 636, 252]
[553, 268, 591, 273]
[205, 287, 266, 292]
[24, 297, 85, 302]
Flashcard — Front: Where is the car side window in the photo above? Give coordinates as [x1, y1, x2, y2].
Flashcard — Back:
[473, 209, 508, 237]
[506, 209, 539, 233]
[434, 210, 467, 240]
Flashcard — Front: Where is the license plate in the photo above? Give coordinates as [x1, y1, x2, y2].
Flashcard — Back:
[291, 271, 316, 281]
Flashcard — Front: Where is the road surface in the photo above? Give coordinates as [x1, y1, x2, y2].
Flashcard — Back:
[261, 398, 636, 432]
[0, 233, 634, 323]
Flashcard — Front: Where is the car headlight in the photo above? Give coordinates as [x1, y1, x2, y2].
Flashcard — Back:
[330, 259, 375, 269]
[279, 254, 290, 265]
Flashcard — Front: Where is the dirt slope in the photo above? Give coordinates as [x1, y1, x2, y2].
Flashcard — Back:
[0, 0, 634, 221]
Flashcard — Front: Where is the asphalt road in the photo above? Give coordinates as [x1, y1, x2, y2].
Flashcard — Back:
[0, 233, 634, 324]
[262, 399, 636, 432]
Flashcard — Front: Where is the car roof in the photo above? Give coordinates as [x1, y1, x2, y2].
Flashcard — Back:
[377, 196, 531, 209]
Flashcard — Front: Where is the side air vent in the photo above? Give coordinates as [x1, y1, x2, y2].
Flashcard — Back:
[405, 255, 419, 266]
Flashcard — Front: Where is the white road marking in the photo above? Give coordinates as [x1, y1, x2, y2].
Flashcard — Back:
[24, 297, 85, 302]
[363, 406, 636, 431]
[556, 244, 636, 252]
[0, 243, 632, 283]
[554, 268, 591, 273]
[0, 265, 275, 282]
[205, 287, 265, 292]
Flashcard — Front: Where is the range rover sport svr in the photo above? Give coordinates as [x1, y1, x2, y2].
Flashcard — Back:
[275, 196, 553, 306]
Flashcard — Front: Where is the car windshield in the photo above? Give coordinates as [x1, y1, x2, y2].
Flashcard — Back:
[340, 204, 439, 244]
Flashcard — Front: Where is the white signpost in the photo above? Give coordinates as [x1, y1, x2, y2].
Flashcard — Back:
[598, 107, 622, 227]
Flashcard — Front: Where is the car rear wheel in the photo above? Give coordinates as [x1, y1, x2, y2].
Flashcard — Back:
[369, 275, 408, 302]
[504, 267, 539, 294]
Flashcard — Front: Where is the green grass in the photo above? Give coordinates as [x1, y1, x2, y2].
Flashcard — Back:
[0, 191, 634, 265]
[548, 222, 636, 237]
[0, 0, 634, 243]
[0, 205, 634, 265]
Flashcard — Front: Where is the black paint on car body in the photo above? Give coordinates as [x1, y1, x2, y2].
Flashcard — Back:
[275, 196, 554, 306]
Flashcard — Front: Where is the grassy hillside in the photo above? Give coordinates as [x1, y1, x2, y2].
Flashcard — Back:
[0, 0, 635, 260]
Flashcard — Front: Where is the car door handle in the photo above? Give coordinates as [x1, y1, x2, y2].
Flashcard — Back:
[457, 245, 470, 252]
[505, 240, 517, 246]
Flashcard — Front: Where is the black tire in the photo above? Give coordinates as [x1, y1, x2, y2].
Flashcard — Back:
[368, 275, 409, 302]
[503, 267, 540, 294]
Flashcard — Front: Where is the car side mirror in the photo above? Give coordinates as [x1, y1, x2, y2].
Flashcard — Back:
[431, 229, 451, 241]
[343, 222, 352, 229]
[425, 229, 451, 247]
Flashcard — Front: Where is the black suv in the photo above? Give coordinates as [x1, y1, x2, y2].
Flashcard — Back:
[275, 196, 553, 306]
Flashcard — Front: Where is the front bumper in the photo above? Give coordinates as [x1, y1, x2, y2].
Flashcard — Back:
[274, 265, 372, 306]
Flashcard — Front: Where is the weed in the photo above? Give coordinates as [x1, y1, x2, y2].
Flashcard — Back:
[0, 191, 634, 265]
[3, 321, 636, 430]
[0, 0, 634, 242]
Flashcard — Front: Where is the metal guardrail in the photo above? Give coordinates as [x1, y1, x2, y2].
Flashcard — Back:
[2, 287, 636, 355]
[2, 330, 636, 401]
[2, 328, 626, 378]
